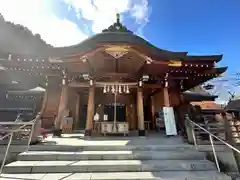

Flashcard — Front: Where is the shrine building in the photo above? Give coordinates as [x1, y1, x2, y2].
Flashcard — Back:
[0, 14, 227, 136]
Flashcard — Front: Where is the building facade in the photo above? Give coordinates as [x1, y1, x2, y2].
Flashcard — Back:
[0, 14, 227, 136]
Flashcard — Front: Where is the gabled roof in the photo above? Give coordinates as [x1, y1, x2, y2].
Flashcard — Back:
[183, 55, 223, 62]
[226, 99, 240, 110]
[183, 92, 218, 101]
[191, 101, 220, 109]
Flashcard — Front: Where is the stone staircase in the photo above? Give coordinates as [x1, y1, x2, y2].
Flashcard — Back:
[0, 142, 231, 180]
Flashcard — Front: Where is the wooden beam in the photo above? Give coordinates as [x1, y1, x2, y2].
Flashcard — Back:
[143, 84, 162, 89]
[85, 86, 95, 136]
[69, 82, 163, 89]
[68, 82, 89, 88]
[137, 87, 145, 136]
[74, 93, 80, 129]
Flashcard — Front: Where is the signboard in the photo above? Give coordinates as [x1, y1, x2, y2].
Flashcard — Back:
[103, 114, 108, 121]
[94, 113, 100, 121]
[163, 107, 177, 136]
[156, 110, 165, 128]
[63, 117, 73, 125]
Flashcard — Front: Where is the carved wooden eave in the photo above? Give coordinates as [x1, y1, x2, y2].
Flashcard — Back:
[181, 67, 228, 91]
[183, 55, 223, 63]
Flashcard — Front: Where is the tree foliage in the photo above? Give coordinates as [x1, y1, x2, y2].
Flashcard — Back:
[189, 85, 209, 94]
[0, 13, 52, 55]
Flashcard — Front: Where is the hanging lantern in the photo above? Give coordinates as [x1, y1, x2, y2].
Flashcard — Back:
[165, 81, 168, 88]
[119, 85, 122, 93]
[111, 85, 115, 93]
[115, 85, 118, 93]
[123, 85, 126, 93]
[180, 80, 183, 90]
[103, 84, 107, 93]
[126, 85, 130, 93]
[90, 80, 93, 86]
[62, 79, 66, 85]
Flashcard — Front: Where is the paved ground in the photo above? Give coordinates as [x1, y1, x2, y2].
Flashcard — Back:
[43, 132, 186, 146]
[40, 132, 231, 152]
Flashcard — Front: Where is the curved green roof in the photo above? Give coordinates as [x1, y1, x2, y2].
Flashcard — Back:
[48, 32, 187, 59]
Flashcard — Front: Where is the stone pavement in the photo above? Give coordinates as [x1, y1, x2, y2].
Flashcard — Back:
[0, 133, 231, 180]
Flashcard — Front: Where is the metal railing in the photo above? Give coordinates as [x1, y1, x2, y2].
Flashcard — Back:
[188, 118, 240, 172]
[0, 118, 37, 174]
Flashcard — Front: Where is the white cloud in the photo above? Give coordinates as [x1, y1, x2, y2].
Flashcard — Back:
[0, 0, 150, 47]
[64, 0, 150, 33]
[0, 0, 88, 47]
[130, 0, 149, 24]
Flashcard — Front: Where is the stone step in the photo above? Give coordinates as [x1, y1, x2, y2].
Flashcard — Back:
[0, 171, 231, 180]
[0, 140, 29, 145]
[28, 144, 196, 152]
[17, 150, 206, 161]
[0, 145, 27, 153]
[3, 160, 217, 173]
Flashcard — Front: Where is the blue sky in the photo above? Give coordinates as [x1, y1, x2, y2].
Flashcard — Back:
[58, 0, 240, 75]
[145, 0, 240, 73]
[0, 0, 239, 102]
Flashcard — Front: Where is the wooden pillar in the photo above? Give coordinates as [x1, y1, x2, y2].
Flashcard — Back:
[32, 90, 48, 142]
[126, 104, 131, 129]
[163, 87, 170, 107]
[74, 93, 80, 129]
[151, 96, 156, 130]
[85, 86, 95, 136]
[162, 82, 177, 136]
[55, 78, 68, 130]
[32, 77, 48, 143]
[40, 89, 48, 114]
[137, 87, 145, 136]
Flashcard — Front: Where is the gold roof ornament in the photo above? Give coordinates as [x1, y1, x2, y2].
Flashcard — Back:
[102, 13, 133, 33]
[116, 13, 120, 24]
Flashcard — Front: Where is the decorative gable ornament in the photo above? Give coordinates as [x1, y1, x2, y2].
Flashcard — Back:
[168, 60, 182, 67]
[105, 45, 129, 59]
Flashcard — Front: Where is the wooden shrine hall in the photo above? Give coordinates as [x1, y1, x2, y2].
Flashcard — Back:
[0, 14, 227, 136]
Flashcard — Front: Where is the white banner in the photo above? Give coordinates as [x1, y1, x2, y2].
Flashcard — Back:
[163, 107, 177, 136]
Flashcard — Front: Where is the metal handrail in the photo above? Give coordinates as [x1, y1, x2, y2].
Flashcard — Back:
[188, 118, 240, 172]
[0, 118, 37, 174]
[0, 120, 35, 140]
